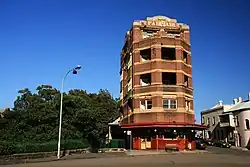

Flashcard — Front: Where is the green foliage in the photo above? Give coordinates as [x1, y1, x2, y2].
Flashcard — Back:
[0, 85, 119, 155]
[0, 140, 90, 155]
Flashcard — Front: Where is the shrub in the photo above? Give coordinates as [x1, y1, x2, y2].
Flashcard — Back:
[0, 141, 16, 155]
[0, 139, 90, 155]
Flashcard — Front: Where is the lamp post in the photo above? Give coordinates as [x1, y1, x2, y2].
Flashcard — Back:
[57, 65, 81, 159]
[154, 129, 158, 151]
[124, 130, 132, 154]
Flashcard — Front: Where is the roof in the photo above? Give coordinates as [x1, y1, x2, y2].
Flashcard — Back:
[227, 101, 250, 112]
[201, 105, 223, 114]
[201, 104, 233, 115]
[108, 117, 120, 125]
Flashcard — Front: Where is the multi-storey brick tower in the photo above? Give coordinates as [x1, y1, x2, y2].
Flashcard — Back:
[119, 16, 203, 149]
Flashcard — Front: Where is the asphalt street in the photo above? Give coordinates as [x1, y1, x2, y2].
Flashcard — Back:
[2, 147, 250, 167]
[207, 146, 250, 156]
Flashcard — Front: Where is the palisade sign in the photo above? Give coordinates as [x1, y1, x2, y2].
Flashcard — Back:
[146, 19, 177, 27]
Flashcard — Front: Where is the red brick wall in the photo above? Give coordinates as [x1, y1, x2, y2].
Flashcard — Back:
[120, 112, 195, 125]
[134, 61, 192, 75]
[120, 21, 194, 127]
[132, 27, 142, 42]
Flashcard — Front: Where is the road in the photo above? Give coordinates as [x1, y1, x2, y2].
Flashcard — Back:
[207, 146, 250, 156]
[2, 147, 250, 167]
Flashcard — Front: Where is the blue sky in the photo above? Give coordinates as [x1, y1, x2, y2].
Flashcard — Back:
[1, 0, 250, 122]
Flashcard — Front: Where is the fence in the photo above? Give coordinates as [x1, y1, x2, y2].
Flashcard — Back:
[107, 139, 125, 148]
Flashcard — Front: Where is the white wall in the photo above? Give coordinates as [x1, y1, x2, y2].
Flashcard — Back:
[236, 110, 250, 147]
[201, 107, 225, 140]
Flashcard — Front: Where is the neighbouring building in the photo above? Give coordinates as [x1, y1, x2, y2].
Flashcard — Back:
[201, 93, 250, 148]
[226, 95, 250, 148]
[201, 100, 235, 142]
[119, 16, 204, 150]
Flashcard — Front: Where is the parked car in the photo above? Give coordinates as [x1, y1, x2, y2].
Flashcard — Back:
[214, 140, 231, 148]
[220, 141, 231, 148]
[214, 140, 222, 147]
[201, 139, 215, 146]
[196, 140, 207, 150]
[206, 139, 215, 146]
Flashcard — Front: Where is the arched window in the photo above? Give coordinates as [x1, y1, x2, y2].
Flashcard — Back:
[245, 119, 250, 130]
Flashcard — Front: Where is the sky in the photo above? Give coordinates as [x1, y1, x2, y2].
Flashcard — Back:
[1, 0, 250, 123]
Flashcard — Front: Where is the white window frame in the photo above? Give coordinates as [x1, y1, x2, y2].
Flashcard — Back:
[163, 99, 177, 109]
[140, 100, 152, 110]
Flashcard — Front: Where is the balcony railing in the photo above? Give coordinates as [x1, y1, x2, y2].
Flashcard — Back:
[220, 122, 230, 127]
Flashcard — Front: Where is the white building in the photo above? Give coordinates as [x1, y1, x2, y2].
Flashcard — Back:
[201, 100, 234, 141]
[201, 93, 250, 148]
[226, 99, 250, 148]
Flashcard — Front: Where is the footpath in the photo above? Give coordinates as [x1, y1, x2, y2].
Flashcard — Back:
[230, 146, 249, 151]
[126, 149, 208, 156]
[0, 149, 209, 166]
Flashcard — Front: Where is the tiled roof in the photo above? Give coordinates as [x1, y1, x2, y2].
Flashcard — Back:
[227, 101, 250, 112]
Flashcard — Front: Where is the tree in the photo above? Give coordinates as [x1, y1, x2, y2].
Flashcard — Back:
[0, 84, 120, 154]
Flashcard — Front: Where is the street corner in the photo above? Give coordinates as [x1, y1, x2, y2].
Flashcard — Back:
[230, 146, 249, 151]
[179, 149, 210, 154]
[124, 149, 210, 157]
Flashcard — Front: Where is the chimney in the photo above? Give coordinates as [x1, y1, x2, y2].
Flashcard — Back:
[233, 98, 238, 105]
[248, 92, 250, 101]
[238, 97, 243, 103]
[218, 100, 223, 106]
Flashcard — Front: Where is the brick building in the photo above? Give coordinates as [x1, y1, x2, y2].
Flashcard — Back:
[119, 16, 204, 149]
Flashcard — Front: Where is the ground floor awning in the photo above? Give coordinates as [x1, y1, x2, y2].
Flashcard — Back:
[120, 122, 206, 130]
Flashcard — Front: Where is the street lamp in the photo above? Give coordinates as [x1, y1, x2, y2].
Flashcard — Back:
[57, 65, 81, 159]
[154, 129, 158, 151]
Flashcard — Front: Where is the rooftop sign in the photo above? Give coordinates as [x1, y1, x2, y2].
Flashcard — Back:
[133, 16, 189, 29]
[146, 16, 178, 28]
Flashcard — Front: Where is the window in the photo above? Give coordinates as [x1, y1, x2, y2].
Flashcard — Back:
[147, 100, 152, 109]
[212, 117, 215, 125]
[140, 100, 152, 110]
[207, 118, 210, 125]
[163, 99, 177, 109]
[184, 75, 189, 87]
[162, 72, 176, 85]
[202, 116, 205, 124]
[142, 30, 157, 38]
[185, 100, 190, 111]
[245, 119, 250, 130]
[167, 31, 180, 38]
[128, 67, 132, 81]
[140, 49, 151, 62]
[120, 81, 123, 92]
[161, 47, 176, 60]
[140, 73, 151, 86]
[183, 51, 188, 64]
